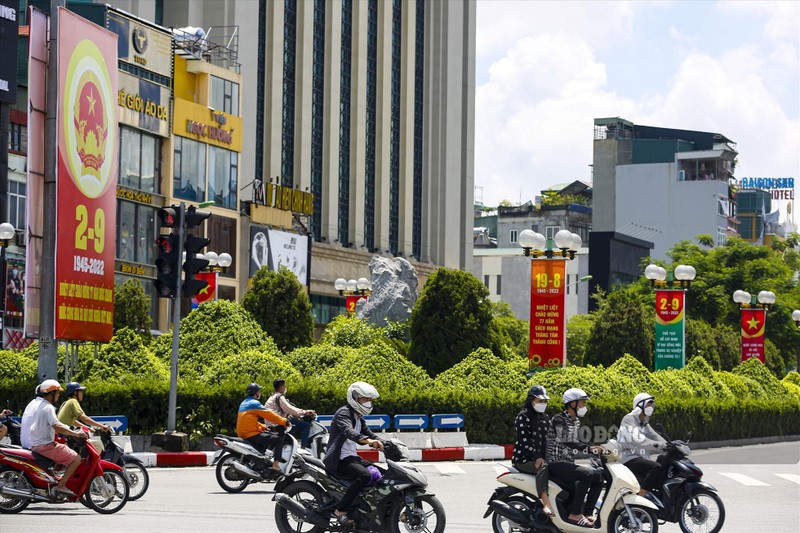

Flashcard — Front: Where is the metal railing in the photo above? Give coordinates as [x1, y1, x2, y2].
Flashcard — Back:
[172, 25, 240, 73]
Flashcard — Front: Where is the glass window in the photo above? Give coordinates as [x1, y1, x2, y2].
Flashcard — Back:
[546, 226, 561, 240]
[9, 123, 26, 153]
[120, 128, 140, 189]
[208, 215, 237, 278]
[497, 275, 501, 295]
[136, 206, 157, 264]
[118, 126, 161, 193]
[484, 275, 489, 288]
[509, 229, 518, 243]
[210, 75, 239, 116]
[117, 200, 157, 264]
[118, 201, 136, 261]
[173, 137, 206, 202]
[7, 181, 26, 232]
[209, 146, 238, 210]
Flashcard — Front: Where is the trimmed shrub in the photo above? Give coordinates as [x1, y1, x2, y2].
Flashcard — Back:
[433, 348, 527, 392]
[320, 315, 382, 348]
[204, 349, 300, 385]
[0, 349, 37, 382]
[319, 343, 432, 393]
[285, 344, 354, 377]
[88, 327, 168, 382]
[732, 357, 789, 397]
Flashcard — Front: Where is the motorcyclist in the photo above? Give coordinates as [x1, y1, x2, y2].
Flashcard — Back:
[20, 380, 88, 497]
[264, 378, 316, 449]
[546, 387, 604, 528]
[512, 385, 556, 517]
[236, 383, 291, 476]
[618, 392, 667, 497]
[57, 382, 112, 432]
[323, 381, 384, 526]
[0, 408, 11, 440]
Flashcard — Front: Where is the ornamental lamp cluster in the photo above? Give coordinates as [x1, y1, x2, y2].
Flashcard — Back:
[732, 289, 776, 309]
[644, 263, 696, 289]
[180, 250, 233, 273]
[335, 277, 372, 296]
[518, 229, 582, 260]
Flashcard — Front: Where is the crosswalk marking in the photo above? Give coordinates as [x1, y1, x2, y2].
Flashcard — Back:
[774, 473, 800, 485]
[434, 463, 466, 475]
[719, 473, 769, 486]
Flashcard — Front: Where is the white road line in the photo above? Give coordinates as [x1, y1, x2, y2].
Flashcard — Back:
[774, 473, 800, 485]
[719, 473, 769, 486]
[434, 463, 466, 475]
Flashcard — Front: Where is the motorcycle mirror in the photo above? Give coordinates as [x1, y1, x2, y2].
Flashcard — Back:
[686, 430, 693, 443]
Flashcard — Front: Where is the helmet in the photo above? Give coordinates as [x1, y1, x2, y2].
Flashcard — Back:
[527, 385, 550, 401]
[562, 388, 590, 405]
[39, 379, 63, 394]
[383, 438, 408, 462]
[633, 392, 655, 411]
[246, 383, 262, 397]
[65, 382, 86, 397]
[347, 381, 379, 416]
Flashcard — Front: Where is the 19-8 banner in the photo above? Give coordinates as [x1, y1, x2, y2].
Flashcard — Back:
[528, 260, 566, 369]
[55, 8, 118, 341]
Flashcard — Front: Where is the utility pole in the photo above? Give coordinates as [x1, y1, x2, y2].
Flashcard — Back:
[38, 0, 65, 381]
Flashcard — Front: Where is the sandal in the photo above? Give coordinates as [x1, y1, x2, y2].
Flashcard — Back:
[566, 516, 594, 528]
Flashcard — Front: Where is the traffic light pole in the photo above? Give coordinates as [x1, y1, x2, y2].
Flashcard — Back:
[167, 202, 185, 433]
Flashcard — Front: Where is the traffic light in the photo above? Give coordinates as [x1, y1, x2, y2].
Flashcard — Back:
[184, 205, 211, 229]
[154, 234, 180, 298]
[183, 234, 211, 296]
[158, 206, 181, 228]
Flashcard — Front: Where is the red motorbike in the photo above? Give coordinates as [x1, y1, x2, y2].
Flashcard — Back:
[0, 434, 130, 514]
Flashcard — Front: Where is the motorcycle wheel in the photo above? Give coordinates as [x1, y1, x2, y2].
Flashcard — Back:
[274, 480, 328, 533]
[0, 467, 31, 514]
[215, 454, 250, 493]
[607, 505, 658, 533]
[491, 495, 536, 533]
[124, 462, 150, 500]
[678, 490, 725, 533]
[389, 493, 446, 533]
[84, 470, 130, 514]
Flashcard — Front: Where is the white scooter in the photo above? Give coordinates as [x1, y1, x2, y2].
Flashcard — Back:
[486, 440, 659, 533]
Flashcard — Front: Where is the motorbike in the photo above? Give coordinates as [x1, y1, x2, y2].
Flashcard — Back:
[97, 429, 150, 501]
[485, 440, 659, 533]
[272, 438, 446, 533]
[0, 415, 21, 447]
[0, 434, 130, 514]
[648, 424, 725, 533]
[212, 417, 327, 493]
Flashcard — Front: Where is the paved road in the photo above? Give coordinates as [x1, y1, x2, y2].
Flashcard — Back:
[1, 442, 798, 532]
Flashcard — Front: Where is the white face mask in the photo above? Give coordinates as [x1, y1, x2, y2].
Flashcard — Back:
[362, 401, 373, 410]
[644, 406, 654, 417]
[533, 402, 547, 413]
[576, 406, 588, 417]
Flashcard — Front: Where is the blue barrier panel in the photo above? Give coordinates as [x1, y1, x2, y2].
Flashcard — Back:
[363, 414, 390, 430]
[431, 413, 465, 430]
[316, 415, 333, 429]
[90, 415, 129, 433]
[393, 414, 428, 430]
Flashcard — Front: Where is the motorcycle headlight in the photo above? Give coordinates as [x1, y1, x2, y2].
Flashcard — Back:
[677, 444, 691, 456]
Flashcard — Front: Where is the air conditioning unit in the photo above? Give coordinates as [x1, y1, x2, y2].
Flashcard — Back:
[678, 170, 686, 181]
[15, 231, 26, 247]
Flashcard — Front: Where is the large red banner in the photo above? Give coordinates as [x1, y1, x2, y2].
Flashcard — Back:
[345, 295, 367, 314]
[740, 308, 766, 363]
[529, 259, 567, 369]
[191, 272, 218, 308]
[55, 8, 118, 341]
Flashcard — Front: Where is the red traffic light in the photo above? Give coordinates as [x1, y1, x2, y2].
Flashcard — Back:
[156, 236, 174, 253]
[158, 207, 181, 228]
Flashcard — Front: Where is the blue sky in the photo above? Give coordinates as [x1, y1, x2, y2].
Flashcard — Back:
[474, 1, 800, 218]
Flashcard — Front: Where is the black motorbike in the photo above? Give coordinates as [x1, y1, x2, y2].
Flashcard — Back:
[649, 425, 725, 533]
[273, 439, 446, 533]
[97, 429, 149, 501]
[0, 415, 21, 447]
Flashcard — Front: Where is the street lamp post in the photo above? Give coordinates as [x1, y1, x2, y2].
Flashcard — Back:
[0, 222, 16, 349]
[791, 310, 800, 371]
[645, 263, 696, 370]
[733, 289, 775, 364]
[519, 229, 581, 372]
[335, 277, 372, 314]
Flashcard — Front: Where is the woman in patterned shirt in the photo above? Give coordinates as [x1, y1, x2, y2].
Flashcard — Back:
[512, 385, 555, 517]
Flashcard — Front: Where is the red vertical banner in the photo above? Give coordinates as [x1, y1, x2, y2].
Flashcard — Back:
[529, 259, 567, 369]
[740, 308, 766, 363]
[55, 8, 118, 341]
[345, 295, 367, 314]
[191, 272, 218, 308]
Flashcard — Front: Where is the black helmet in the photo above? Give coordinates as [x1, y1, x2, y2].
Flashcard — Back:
[246, 383, 262, 397]
[65, 382, 86, 397]
[527, 385, 550, 401]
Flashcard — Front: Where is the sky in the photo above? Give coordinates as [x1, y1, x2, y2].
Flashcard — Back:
[474, 0, 800, 217]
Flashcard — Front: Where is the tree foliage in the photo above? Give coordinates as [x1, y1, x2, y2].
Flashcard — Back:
[489, 301, 529, 360]
[113, 279, 152, 340]
[408, 268, 495, 376]
[585, 287, 654, 367]
[241, 266, 314, 353]
[566, 313, 595, 366]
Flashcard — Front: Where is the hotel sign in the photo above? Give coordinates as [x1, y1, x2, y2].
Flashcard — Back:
[739, 177, 795, 200]
[252, 179, 314, 216]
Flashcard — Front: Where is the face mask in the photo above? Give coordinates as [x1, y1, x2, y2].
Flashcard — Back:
[644, 406, 654, 417]
[362, 401, 373, 410]
[533, 402, 547, 413]
[11, 270, 18, 276]
[576, 406, 588, 417]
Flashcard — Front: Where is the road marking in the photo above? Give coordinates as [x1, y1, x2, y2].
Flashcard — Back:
[774, 473, 800, 485]
[434, 463, 466, 475]
[719, 473, 769, 486]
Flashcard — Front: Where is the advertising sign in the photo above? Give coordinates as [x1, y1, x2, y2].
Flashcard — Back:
[654, 289, 686, 370]
[740, 308, 766, 363]
[528, 259, 567, 369]
[25, 6, 48, 339]
[268, 229, 310, 287]
[0, 0, 18, 104]
[173, 99, 242, 152]
[106, 10, 173, 78]
[55, 8, 118, 341]
[117, 72, 170, 137]
[191, 271, 217, 309]
[249, 225, 270, 277]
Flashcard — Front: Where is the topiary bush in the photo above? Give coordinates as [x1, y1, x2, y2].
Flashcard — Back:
[204, 348, 300, 385]
[285, 344, 355, 377]
[88, 327, 168, 382]
[320, 314, 382, 348]
[433, 348, 527, 392]
[732, 357, 790, 397]
[319, 343, 433, 393]
[0, 349, 37, 382]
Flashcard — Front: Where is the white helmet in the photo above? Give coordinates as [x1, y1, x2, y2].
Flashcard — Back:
[562, 388, 590, 405]
[39, 379, 63, 395]
[347, 382, 379, 416]
[633, 392, 655, 411]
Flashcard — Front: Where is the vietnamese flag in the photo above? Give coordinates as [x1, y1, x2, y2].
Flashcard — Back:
[740, 308, 765, 363]
[191, 272, 218, 308]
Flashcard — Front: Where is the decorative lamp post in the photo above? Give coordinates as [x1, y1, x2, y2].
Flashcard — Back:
[0, 222, 16, 349]
[792, 309, 800, 372]
[645, 263, 696, 370]
[519, 228, 581, 373]
[734, 289, 775, 364]
[335, 277, 372, 314]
